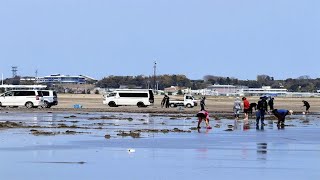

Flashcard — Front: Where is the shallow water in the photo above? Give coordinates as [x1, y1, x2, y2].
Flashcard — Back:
[0, 112, 320, 180]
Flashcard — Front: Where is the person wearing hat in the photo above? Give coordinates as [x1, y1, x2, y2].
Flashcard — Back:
[272, 109, 293, 128]
[196, 110, 211, 129]
[256, 96, 268, 129]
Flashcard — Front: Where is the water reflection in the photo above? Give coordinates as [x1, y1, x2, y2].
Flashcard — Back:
[257, 143, 268, 161]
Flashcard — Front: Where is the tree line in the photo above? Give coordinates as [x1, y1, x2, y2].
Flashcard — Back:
[3, 74, 320, 92]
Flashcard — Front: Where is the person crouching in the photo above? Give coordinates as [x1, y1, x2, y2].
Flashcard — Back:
[272, 109, 293, 128]
[196, 110, 212, 129]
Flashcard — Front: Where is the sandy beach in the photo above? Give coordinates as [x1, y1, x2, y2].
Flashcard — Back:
[28, 94, 320, 114]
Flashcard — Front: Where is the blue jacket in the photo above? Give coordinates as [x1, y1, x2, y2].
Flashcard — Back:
[276, 109, 289, 116]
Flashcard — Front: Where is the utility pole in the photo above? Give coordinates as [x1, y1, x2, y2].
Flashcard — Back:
[153, 61, 157, 91]
[12, 66, 18, 78]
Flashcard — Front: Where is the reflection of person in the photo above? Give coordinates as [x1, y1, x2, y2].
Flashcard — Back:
[272, 109, 293, 128]
[196, 110, 211, 129]
[302, 100, 310, 114]
[268, 97, 274, 111]
[200, 97, 206, 111]
[242, 97, 250, 122]
[233, 97, 242, 120]
[256, 96, 268, 129]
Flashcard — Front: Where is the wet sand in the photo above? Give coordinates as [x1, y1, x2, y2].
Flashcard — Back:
[0, 111, 320, 180]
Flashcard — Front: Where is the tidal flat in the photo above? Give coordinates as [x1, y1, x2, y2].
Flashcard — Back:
[0, 111, 320, 180]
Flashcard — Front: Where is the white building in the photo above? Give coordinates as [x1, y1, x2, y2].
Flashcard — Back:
[36, 74, 96, 84]
[241, 86, 288, 96]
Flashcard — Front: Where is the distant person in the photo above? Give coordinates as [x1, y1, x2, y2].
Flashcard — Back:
[242, 97, 250, 122]
[249, 102, 257, 115]
[256, 96, 268, 129]
[165, 95, 170, 108]
[161, 95, 167, 108]
[302, 100, 310, 114]
[196, 110, 211, 129]
[200, 96, 206, 111]
[272, 109, 293, 128]
[233, 97, 242, 120]
[268, 97, 274, 111]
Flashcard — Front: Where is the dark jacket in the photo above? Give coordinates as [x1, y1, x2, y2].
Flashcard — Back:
[257, 99, 268, 112]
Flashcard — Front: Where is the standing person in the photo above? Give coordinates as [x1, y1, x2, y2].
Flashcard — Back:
[268, 97, 274, 111]
[272, 109, 293, 128]
[256, 96, 268, 129]
[165, 95, 170, 108]
[161, 95, 167, 108]
[302, 100, 310, 114]
[233, 97, 242, 120]
[196, 110, 211, 129]
[242, 97, 250, 122]
[200, 96, 206, 111]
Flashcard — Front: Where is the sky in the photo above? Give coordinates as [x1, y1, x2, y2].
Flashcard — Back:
[0, 0, 319, 80]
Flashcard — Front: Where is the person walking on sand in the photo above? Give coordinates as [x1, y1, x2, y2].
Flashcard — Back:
[200, 96, 206, 111]
[242, 97, 250, 123]
[196, 110, 211, 129]
[165, 95, 170, 108]
[233, 97, 242, 120]
[256, 96, 268, 129]
[161, 95, 167, 108]
[302, 100, 310, 114]
[272, 109, 293, 129]
[268, 97, 274, 111]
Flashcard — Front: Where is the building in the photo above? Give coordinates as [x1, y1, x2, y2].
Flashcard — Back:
[36, 74, 96, 84]
[241, 86, 288, 96]
[206, 84, 244, 96]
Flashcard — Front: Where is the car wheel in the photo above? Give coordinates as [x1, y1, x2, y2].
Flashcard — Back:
[108, 101, 117, 107]
[44, 101, 51, 108]
[186, 104, 192, 108]
[170, 103, 175, 108]
[25, 102, 34, 109]
[137, 102, 145, 108]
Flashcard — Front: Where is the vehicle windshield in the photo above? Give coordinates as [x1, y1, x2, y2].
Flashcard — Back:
[107, 93, 116, 97]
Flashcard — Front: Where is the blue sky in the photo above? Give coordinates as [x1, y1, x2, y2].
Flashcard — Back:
[0, 0, 319, 80]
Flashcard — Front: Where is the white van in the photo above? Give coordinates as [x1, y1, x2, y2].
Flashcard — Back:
[103, 89, 154, 107]
[0, 90, 44, 108]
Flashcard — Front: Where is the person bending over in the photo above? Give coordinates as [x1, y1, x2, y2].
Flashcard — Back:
[272, 109, 293, 128]
[196, 110, 211, 129]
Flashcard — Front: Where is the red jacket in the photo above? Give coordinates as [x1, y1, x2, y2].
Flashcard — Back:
[243, 99, 250, 110]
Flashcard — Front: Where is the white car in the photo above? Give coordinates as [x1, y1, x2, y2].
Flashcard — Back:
[0, 90, 44, 108]
[103, 89, 154, 107]
[39, 90, 58, 108]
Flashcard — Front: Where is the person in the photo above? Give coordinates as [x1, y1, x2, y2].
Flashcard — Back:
[256, 96, 268, 129]
[302, 100, 310, 114]
[242, 97, 250, 122]
[268, 97, 274, 111]
[272, 109, 293, 128]
[196, 110, 211, 129]
[161, 95, 167, 108]
[165, 95, 170, 108]
[200, 96, 206, 111]
[233, 97, 242, 120]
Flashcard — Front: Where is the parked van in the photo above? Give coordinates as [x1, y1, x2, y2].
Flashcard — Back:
[39, 90, 58, 108]
[0, 90, 44, 108]
[103, 89, 154, 107]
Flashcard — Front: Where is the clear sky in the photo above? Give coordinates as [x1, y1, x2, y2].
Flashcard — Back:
[0, 0, 319, 80]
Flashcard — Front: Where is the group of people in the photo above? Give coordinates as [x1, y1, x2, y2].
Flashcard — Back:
[239, 96, 309, 129]
[161, 95, 170, 108]
[196, 95, 311, 130]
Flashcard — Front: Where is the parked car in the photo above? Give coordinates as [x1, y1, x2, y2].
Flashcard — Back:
[39, 90, 58, 108]
[169, 95, 198, 108]
[103, 89, 154, 107]
[0, 90, 44, 108]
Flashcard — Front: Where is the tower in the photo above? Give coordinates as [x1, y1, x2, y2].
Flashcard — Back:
[12, 66, 18, 78]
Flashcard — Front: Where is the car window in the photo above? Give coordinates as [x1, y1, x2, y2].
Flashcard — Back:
[107, 93, 116, 97]
[4, 91, 13, 96]
[41, 91, 49, 96]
